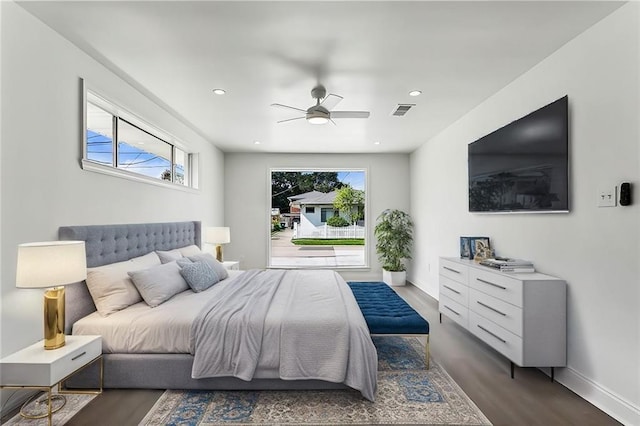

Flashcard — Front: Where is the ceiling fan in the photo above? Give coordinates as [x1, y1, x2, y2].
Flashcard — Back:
[271, 85, 370, 125]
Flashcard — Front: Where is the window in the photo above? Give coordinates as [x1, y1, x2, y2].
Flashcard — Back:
[83, 89, 197, 189]
[269, 169, 367, 269]
[320, 208, 336, 223]
[86, 103, 114, 166]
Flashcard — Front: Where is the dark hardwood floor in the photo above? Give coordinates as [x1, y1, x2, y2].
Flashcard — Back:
[394, 284, 620, 426]
[13, 283, 621, 426]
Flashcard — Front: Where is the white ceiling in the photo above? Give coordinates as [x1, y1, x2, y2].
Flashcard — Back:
[19, 1, 623, 154]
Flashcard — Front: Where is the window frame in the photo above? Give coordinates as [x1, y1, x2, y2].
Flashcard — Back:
[268, 167, 369, 270]
[82, 81, 199, 192]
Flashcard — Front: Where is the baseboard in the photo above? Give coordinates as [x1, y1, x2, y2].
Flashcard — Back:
[405, 279, 435, 299]
[555, 366, 640, 425]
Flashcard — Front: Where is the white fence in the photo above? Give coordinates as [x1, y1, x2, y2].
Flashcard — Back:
[293, 223, 365, 239]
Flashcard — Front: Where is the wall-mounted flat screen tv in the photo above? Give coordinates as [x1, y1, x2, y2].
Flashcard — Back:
[468, 96, 569, 213]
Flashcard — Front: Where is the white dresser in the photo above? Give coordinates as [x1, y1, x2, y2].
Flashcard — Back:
[439, 257, 566, 379]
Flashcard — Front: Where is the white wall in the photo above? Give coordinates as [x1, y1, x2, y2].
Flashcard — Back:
[409, 4, 639, 424]
[0, 0, 224, 366]
[224, 153, 410, 281]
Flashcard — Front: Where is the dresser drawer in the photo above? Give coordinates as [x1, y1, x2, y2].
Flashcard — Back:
[469, 310, 523, 365]
[439, 275, 468, 306]
[439, 295, 468, 329]
[469, 288, 523, 337]
[440, 259, 468, 284]
[469, 267, 523, 307]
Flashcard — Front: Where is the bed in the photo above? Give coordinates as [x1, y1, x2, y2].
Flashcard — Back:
[59, 221, 377, 400]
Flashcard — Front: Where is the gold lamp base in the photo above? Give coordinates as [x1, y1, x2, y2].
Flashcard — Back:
[215, 245, 223, 262]
[44, 287, 66, 350]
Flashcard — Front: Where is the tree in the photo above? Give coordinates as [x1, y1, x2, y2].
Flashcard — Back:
[271, 171, 344, 213]
[333, 186, 365, 224]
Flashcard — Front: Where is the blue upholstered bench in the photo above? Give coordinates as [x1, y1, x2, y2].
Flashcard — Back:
[347, 281, 430, 368]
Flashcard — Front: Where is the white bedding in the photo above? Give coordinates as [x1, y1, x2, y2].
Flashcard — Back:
[73, 268, 378, 397]
[73, 270, 244, 354]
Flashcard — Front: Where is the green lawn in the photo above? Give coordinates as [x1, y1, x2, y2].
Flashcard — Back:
[292, 238, 365, 246]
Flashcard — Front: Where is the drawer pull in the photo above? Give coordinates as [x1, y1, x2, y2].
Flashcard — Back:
[443, 266, 461, 274]
[443, 285, 461, 295]
[444, 305, 461, 316]
[71, 351, 87, 361]
[476, 301, 507, 316]
[476, 278, 507, 290]
[477, 325, 507, 343]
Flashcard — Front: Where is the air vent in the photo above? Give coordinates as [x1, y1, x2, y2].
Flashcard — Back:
[392, 104, 415, 117]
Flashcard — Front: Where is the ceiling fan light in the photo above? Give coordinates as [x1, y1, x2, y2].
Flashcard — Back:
[306, 109, 330, 124]
[307, 116, 329, 124]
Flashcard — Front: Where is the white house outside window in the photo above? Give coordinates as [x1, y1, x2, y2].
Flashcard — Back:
[269, 169, 367, 269]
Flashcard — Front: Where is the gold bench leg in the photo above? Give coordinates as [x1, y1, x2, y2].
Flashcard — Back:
[425, 334, 430, 369]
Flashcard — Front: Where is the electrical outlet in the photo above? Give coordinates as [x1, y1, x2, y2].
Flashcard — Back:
[597, 186, 617, 207]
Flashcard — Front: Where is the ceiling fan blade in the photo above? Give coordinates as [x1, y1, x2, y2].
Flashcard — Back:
[277, 116, 305, 124]
[330, 111, 370, 119]
[319, 94, 343, 111]
[271, 103, 307, 113]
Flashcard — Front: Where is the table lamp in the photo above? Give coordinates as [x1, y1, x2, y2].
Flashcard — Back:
[16, 241, 87, 350]
[205, 227, 230, 262]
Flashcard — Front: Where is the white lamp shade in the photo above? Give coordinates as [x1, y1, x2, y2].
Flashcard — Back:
[205, 227, 230, 244]
[16, 241, 87, 288]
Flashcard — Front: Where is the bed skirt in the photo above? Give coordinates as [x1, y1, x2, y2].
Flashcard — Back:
[65, 353, 349, 391]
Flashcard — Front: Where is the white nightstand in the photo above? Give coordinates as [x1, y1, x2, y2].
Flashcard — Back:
[222, 260, 240, 270]
[0, 335, 103, 425]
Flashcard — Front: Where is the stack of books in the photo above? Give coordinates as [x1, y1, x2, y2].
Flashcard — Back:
[479, 257, 535, 273]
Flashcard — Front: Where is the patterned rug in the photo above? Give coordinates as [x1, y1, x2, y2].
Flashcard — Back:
[139, 337, 491, 425]
[3, 390, 96, 426]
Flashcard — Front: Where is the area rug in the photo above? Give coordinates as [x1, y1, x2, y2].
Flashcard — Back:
[3, 390, 96, 426]
[139, 337, 492, 425]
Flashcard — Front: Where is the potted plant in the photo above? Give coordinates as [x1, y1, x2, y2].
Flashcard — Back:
[374, 209, 413, 286]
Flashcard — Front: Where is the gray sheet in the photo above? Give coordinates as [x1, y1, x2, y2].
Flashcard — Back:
[190, 269, 378, 401]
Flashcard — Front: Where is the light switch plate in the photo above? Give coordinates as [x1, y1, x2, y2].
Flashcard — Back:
[597, 186, 617, 207]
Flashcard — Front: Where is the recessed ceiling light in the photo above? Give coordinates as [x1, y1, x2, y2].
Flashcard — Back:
[409, 90, 422, 97]
[212, 89, 226, 95]
[373, 141, 381, 145]
[254, 140, 261, 145]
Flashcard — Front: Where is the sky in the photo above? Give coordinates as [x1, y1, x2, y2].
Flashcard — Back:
[86, 130, 184, 181]
[337, 171, 365, 191]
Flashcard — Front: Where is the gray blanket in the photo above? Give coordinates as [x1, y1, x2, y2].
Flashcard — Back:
[190, 269, 378, 401]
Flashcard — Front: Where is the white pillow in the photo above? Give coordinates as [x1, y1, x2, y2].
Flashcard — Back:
[156, 249, 183, 264]
[85, 252, 161, 316]
[179, 245, 202, 257]
[128, 261, 189, 307]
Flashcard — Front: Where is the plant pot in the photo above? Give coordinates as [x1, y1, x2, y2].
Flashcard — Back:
[383, 269, 406, 287]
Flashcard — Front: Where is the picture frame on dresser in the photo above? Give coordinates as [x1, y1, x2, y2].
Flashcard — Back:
[460, 237, 471, 259]
[470, 237, 490, 259]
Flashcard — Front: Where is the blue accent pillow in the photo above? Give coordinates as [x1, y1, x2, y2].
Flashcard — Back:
[187, 253, 229, 281]
[179, 260, 220, 292]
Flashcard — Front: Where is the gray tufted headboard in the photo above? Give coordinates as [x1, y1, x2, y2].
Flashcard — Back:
[59, 221, 201, 333]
